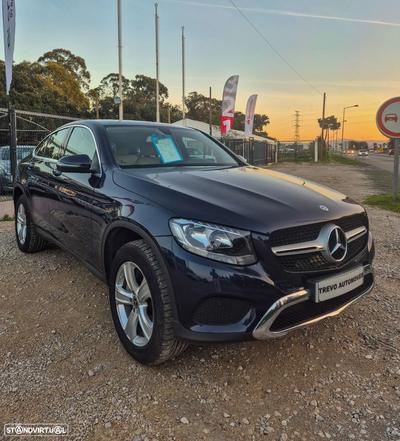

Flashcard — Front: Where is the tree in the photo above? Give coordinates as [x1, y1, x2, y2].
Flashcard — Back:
[96, 73, 176, 123]
[33, 61, 88, 110]
[318, 115, 340, 133]
[185, 92, 270, 137]
[0, 60, 88, 117]
[98, 73, 131, 99]
[185, 92, 221, 125]
[38, 49, 91, 90]
[131, 74, 168, 102]
[253, 114, 270, 137]
[87, 88, 100, 118]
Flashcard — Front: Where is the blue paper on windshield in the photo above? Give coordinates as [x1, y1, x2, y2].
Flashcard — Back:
[151, 134, 183, 164]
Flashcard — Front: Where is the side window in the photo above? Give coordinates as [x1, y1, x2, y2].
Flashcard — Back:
[35, 136, 50, 157]
[64, 127, 96, 160]
[36, 129, 68, 160]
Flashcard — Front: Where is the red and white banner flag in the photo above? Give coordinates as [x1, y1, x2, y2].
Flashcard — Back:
[244, 94, 258, 136]
[221, 75, 239, 135]
[2, 0, 15, 95]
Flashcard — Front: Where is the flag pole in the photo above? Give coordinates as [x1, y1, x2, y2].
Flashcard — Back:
[155, 3, 160, 123]
[117, 0, 124, 120]
[209, 87, 212, 135]
[181, 26, 186, 126]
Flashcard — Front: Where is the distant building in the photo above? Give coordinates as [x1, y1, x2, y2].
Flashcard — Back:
[172, 118, 276, 144]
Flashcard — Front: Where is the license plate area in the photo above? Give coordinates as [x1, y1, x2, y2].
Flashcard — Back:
[309, 266, 364, 303]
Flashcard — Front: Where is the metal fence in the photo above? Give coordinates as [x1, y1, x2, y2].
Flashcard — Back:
[221, 137, 277, 166]
[0, 108, 80, 197]
[277, 149, 313, 162]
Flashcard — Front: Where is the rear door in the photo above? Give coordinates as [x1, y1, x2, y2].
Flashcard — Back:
[48, 126, 100, 264]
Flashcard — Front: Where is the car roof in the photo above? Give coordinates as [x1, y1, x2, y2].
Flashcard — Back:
[62, 119, 198, 132]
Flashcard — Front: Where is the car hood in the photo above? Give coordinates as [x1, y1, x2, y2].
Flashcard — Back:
[113, 166, 365, 234]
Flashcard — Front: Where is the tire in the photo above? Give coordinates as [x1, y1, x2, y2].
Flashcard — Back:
[15, 195, 48, 253]
[109, 239, 188, 365]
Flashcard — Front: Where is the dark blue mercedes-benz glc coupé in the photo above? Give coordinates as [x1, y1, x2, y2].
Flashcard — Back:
[14, 120, 375, 365]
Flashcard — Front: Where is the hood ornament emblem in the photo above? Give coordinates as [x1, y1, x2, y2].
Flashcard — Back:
[320, 224, 348, 263]
[319, 205, 329, 212]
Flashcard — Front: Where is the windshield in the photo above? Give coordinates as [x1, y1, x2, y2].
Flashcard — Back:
[106, 125, 239, 168]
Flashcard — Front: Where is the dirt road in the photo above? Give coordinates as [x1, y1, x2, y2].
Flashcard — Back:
[0, 163, 399, 440]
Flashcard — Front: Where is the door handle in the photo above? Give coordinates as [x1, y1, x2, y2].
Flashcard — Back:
[28, 162, 35, 169]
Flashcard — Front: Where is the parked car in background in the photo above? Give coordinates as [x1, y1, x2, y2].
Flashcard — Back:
[0, 162, 11, 195]
[0, 146, 36, 195]
[0, 145, 35, 175]
[14, 120, 375, 365]
[358, 149, 368, 156]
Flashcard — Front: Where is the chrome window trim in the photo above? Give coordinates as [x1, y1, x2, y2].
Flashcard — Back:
[271, 225, 367, 257]
[63, 124, 102, 176]
[253, 264, 374, 340]
[32, 132, 55, 159]
[32, 124, 102, 177]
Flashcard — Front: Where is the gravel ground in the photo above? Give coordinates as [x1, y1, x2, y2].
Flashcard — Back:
[0, 163, 399, 441]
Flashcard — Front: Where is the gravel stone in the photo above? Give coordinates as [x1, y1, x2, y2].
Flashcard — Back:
[1, 163, 399, 440]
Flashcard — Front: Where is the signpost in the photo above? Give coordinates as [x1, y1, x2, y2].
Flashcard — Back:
[376, 97, 400, 201]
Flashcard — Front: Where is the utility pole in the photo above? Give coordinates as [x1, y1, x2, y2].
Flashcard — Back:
[294, 110, 300, 147]
[209, 87, 212, 135]
[117, 0, 124, 120]
[155, 3, 160, 122]
[167, 104, 171, 124]
[181, 26, 186, 126]
[320, 93, 326, 160]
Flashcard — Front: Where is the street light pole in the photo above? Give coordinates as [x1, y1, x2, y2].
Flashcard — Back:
[341, 104, 358, 155]
[117, 0, 124, 120]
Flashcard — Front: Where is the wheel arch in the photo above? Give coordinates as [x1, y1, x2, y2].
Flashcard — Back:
[102, 220, 179, 322]
[13, 184, 24, 206]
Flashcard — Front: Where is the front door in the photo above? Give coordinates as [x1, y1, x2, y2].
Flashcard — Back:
[26, 130, 68, 234]
[48, 126, 100, 264]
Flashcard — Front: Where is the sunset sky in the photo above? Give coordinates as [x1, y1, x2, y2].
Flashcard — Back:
[15, 0, 400, 142]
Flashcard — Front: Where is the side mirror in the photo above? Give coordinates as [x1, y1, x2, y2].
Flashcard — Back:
[237, 155, 248, 164]
[56, 154, 92, 173]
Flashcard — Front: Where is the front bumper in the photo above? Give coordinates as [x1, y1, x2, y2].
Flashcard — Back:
[156, 234, 375, 344]
[253, 264, 374, 339]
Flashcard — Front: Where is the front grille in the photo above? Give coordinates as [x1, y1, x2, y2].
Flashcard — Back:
[271, 213, 368, 273]
[270, 273, 373, 332]
[193, 297, 252, 326]
[277, 235, 367, 272]
[270, 213, 367, 248]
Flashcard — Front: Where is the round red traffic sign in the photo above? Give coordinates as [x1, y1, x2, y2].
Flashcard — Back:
[376, 97, 400, 138]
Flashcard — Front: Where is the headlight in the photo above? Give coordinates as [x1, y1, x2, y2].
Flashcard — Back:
[169, 219, 257, 265]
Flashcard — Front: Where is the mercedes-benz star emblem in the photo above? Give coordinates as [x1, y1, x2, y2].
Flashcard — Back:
[319, 205, 329, 212]
[322, 226, 347, 263]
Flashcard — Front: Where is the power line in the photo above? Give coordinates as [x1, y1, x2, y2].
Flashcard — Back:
[228, 0, 322, 95]
[271, 115, 293, 123]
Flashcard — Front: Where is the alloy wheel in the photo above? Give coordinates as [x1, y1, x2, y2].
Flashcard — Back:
[16, 203, 27, 245]
[114, 261, 154, 347]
